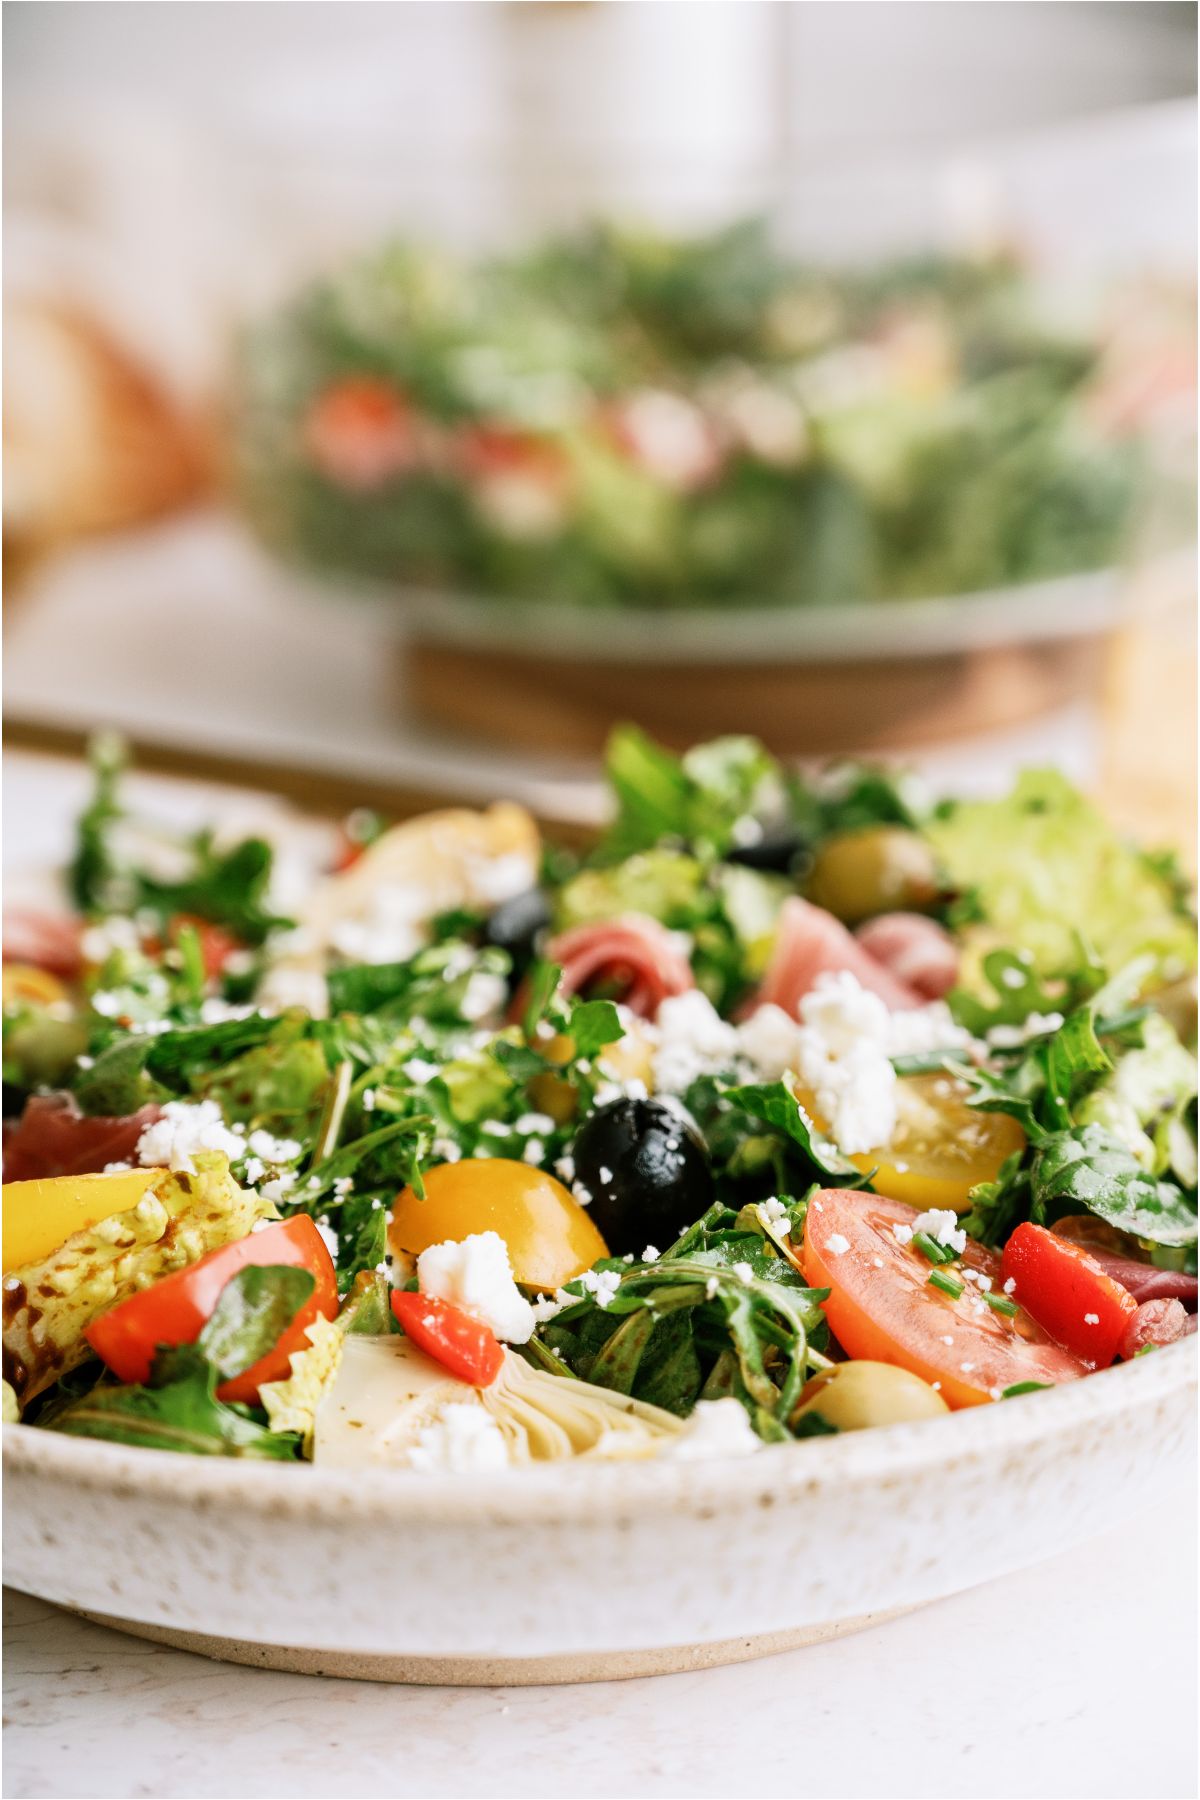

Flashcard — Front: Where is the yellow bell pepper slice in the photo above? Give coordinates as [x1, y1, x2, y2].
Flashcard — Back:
[3, 1170, 166, 1275]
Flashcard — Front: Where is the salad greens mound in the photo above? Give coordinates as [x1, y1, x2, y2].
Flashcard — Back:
[2, 729, 1194, 1464]
[235, 220, 1158, 612]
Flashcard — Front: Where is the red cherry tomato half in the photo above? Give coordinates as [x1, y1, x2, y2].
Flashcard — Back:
[802, 1188, 1086, 1408]
[1000, 1223, 1138, 1369]
[303, 378, 416, 491]
[85, 1216, 338, 1404]
[391, 1290, 505, 1388]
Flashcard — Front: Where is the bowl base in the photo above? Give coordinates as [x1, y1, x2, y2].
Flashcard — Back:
[71, 1604, 915, 1685]
[402, 638, 1103, 756]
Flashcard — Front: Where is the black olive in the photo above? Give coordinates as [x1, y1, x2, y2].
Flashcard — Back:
[2, 1082, 28, 1120]
[483, 888, 552, 983]
[571, 1097, 713, 1257]
[726, 825, 806, 874]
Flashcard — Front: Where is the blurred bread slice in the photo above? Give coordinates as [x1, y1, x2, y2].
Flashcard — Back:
[3, 298, 208, 554]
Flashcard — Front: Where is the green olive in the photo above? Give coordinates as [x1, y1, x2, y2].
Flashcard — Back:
[792, 1360, 949, 1433]
[804, 826, 940, 924]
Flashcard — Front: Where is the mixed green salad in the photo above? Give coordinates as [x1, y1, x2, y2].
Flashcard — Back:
[235, 219, 1166, 613]
[3, 730, 1195, 1469]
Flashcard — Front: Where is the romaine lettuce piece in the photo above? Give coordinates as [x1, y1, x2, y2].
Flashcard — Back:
[927, 771, 1196, 982]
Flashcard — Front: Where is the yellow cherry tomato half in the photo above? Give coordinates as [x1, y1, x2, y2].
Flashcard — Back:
[2, 964, 70, 1011]
[389, 1159, 609, 1291]
[850, 1072, 1026, 1213]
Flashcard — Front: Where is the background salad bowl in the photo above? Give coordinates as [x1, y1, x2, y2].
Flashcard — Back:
[4, 1339, 1194, 1683]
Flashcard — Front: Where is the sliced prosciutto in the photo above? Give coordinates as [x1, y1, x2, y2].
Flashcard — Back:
[2, 1093, 162, 1182]
[749, 897, 922, 1017]
[855, 912, 959, 1002]
[545, 914, 694, 1019]
[3, 910, 83, 979]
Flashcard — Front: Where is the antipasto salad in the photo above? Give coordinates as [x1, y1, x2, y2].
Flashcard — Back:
[3, 731, 1196, 1470]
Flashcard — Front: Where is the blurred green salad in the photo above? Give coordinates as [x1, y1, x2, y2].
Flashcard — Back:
[233, 219, 1167, 612]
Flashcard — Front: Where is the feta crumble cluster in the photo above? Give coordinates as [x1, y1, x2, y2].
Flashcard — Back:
[407, 1406, 509, 1473]
[416, 1231, 536, 1344]
[892, 1209, 968, 1255]
[791, 972, 898, 1155]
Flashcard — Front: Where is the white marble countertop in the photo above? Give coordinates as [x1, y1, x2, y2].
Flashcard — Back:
[4, 1477, 1196, 1799]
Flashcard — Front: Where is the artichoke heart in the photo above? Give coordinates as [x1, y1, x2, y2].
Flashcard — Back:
[2, 1153, 274, 1411]
[312, 1335, 685, 1468]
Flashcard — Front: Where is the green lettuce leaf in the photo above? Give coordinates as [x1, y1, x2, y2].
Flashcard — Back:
[926, 770, 1196, 982]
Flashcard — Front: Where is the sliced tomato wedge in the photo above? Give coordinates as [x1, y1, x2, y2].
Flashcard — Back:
[85, 1216, 338, 1404]
[391, 1290, 505, 1388]
[802, 1188, 1086, 1408]
[1000, 1223, 1137, 1369]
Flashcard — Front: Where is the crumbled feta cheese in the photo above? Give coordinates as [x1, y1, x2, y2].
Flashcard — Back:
[668, 1398, 762, 1460]
[825, 1234, 851, 1257]
[516, 1112, 555, 1136]
[892, 1222, 913, 1246]
[403, 1057, 441, 1084]
[576, 1267, 621, 1309]
[432, 1138, 462, 1164]
[960, 1361, 976, 1373]
[80, 916, 142, 963]
[884, 1002, 975, 1059]
[522, 1137, 545, 1165]
[314, 1218, 339, 1260]
[572, 1182, 594, 1207]
[909, 1209, 967, 1255]
[242, 1157, 266, 1185]
[333, 1176, 354, 1197]
[987, 1011, 1065, 1050]
[651, 991, 742, 1094]
[1003, 1277, 1016, 1295]
[261, 1174, 296, 1204]
[642, 1245, 661, 1263]
[408, 1406, 509, 1474]
[90, 991, 123, 1018]
[136, 1100, 244, 1174]
[757, 1196, 790, 1234]
[592, 1077, 649, 1107]
[361, 1089, 377, 1112]
[460, 971, 508, 1023]
[246, 1128, 302, 1164]
[480, 1119, 511, 1138]
[555, 1154, 575, 1184]
[941, 1335, 954, 1346]
[872, 1256, 884, 1268]
[735, 1003, 803, 1081]
[705, 1276, 720, 1300]
[732, 1260, 755, 1284]
[417, 1231, 535, 1343]
[791, 972, 897, 1155]
[1084, 1312, 1100, 1326]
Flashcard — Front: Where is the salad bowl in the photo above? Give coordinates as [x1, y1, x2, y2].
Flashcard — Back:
[4, 1338, 1194, 1682]
[3, 733, 1196, 1683]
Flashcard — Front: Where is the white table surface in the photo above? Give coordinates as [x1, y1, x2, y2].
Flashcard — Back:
[2, 746, 1196, 1800]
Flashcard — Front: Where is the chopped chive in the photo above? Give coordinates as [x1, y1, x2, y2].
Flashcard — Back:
[913, 1230, 955, 1265]
[983, 1291, 1018, 1316]
[999, 1380, 1052, 1399]
[927, 1269, 964, 1298]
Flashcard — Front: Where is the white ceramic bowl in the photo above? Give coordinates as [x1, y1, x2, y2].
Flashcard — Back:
[5, 1339, 1194, 1683]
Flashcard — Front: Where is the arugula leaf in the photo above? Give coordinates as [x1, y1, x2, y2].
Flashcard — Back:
[603, 726, 783, 859]
[566, 998, 625, 1061]
[722, 1080, 871, 1186]
[47, 1363, 302, 1459]
[1029, 1125, 1198, 1248]
[72, 1036, 167, 1116]
[326, 943, 508, 1021]
[198, 1027, 329, 1133]
[960, 1151, 1030, 1247]
[194, 1265, 316, 1381]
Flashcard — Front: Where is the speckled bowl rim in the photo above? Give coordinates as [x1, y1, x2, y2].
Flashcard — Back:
[5, 1337, 1194, 1523]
